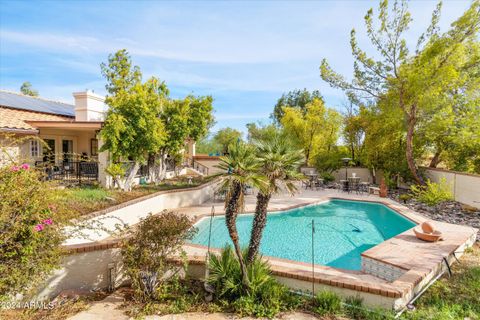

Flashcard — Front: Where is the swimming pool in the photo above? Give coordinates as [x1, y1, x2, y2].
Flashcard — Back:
[190, 199, 416, 270]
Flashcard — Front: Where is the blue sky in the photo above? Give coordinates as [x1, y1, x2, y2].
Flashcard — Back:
[0, 0, 472, 135]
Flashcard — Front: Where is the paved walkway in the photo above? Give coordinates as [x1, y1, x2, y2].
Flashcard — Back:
[174, 185, 391, 218]
[67, 292, 129, 320]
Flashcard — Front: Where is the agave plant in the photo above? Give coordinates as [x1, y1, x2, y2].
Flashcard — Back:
[215, 142, 266, 286]
[208, 246, 278, 300]
[246, 135, 304, 264]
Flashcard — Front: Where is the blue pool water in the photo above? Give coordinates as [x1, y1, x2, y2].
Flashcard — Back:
[190, 199, 416, 270]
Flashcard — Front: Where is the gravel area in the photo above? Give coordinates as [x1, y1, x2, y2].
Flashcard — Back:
[389, 191, 480, 241]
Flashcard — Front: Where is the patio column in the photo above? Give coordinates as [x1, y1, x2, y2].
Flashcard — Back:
[97, 138, 112, 188]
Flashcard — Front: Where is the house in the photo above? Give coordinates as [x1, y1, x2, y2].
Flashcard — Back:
[0, 89, 196, 187]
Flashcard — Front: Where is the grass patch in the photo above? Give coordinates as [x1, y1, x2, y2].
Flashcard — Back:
[53, 174, 220, 216]
[401, 243, 480, 319]
[0, 292, 106, 320]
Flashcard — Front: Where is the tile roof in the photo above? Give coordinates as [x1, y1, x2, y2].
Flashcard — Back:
[0, 106, 73, 132]
[0, 90, 75, 117]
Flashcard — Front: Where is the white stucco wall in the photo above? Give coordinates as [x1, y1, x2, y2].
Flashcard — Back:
[35, 247, 127, 301]
[422, 167, 480, 209]
[65, 179, 220, 245]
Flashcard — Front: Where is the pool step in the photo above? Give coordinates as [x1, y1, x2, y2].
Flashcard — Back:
[361, 257, 406, 282]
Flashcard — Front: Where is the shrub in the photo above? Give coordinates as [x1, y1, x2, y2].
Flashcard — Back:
[399, 193, 413, 204]
[121, 211, 196, 302]
[208, 246, 297, 318]
[320, 172, 335, 184]
[313, 290, 342, 316]
[344, 296, 368, 319]
[0, 163, 74, 300]
[411, 178, 453, 206]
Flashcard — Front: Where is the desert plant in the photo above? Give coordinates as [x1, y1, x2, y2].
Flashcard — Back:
[399, 193, 413, 204]
[216, 142, 266, 286]
[208, 246, 296, 318]
[247, 135, 304, 264]
[121, 211, 196, 302]
[411, 178, 453, 206]
[0, 162, 75, 300]
[313, 290, 343, 316]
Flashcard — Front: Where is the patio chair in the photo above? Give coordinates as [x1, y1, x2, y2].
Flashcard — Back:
[314, 178, 325, 190]
[349, 179, 361, 195]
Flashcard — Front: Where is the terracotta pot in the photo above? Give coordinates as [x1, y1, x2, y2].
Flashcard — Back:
[379, 179, 388, 198]
[414, 228, 443, 242]
[421, 221, 435, 234]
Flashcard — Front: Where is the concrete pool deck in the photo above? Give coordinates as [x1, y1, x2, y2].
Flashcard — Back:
[176, 187, 478, 310]
[63, 186, 478, 311]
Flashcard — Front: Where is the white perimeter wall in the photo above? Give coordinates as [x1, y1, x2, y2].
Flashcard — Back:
[65, 179, 220, 245]
[422, 167, 480, 209]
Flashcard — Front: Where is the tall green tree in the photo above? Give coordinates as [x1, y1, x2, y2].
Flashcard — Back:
[246, 135, 304, 264]
[246, 122, 280, 143]
[212, 128, 243, 154]
[216, 142, 266, 287]
[20, 81, 38, 96]
[342, 100, 365, 164]
[271, 89, 324, 124]
[281, 98, 342, 165]
[148, 94, 214, 182]
[321, 0, 480, 184]
[100, 50, 166, 191]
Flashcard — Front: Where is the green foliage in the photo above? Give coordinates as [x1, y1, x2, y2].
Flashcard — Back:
[314, 145, 350, 173]
[253, 134, 305, 195]
[0, 163, 74, 300]
[411, 178, 453, 206]
[185, 95, 215, 141]
[208, 246, 297, 318]
[313, 290, 342, 316]
[271, 89, 324, 124]
[121, 212, 196, 302]
[320, 172, 335, 183]
[20, 81, 38, 96]
[399, 193, 413, 204]
[160, 95, 214, 156]
[281, 97, 342, 165]
[401, 245, 480, 319]
[320, 0, 480, 182]
[100, 50, 166, 164]
[212, 128, 243, 154]
[216, 142, 266, 211]
[344, 296, 369, 319]
[246, 122, 281, 143]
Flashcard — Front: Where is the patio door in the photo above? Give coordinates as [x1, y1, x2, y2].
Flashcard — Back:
[62, 139, 73, 165]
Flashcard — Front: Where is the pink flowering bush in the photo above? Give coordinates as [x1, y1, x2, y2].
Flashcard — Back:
[0, 162, 74, 300]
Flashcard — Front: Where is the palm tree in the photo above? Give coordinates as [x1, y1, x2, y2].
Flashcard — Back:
[216, 142, 266, 286]
[246, 136, 304, 264]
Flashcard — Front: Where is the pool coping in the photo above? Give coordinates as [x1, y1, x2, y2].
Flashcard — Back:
[182, 195, 478, 304]
[63, 194, 478, 309]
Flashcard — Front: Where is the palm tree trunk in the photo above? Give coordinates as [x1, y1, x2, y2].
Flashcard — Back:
[225, 181, 250, 287]
[246, 191, 272, 264]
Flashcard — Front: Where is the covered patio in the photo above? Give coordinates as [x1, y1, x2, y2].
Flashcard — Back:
[26, 120, 106, 184]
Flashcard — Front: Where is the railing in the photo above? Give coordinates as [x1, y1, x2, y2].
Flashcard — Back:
[192, 160, 209, 176]
[35, 161, 99, 184]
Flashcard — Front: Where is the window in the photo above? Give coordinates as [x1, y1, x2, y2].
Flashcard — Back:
[91, 139, 98, 156]
[30, 140, 40, 157]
